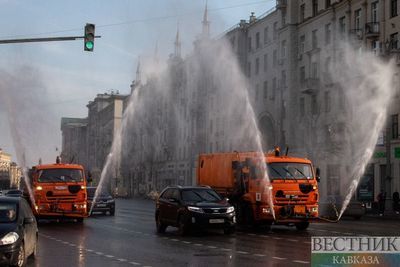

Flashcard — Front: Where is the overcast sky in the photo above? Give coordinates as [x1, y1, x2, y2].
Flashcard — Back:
[0, 0, 275, 164]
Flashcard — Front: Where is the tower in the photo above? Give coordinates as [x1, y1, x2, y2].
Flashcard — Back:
[174, 23, 181, 58]
[201, 1, 210, 38]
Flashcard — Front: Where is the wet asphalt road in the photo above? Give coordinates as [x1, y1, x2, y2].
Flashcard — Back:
[26, 198, 398, 267]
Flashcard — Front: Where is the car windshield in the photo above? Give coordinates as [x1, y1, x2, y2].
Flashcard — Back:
[38, 169, 83, 182]
[267, 163, 313, 180]
[0, 203, 17, 223]
[181, 189, 222, 202]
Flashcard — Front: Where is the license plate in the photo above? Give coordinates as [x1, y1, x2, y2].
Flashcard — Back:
[209, 219, 224, 224]
[96, 204, 106, 207]
[294, 205, 306, 214]
[55, 186, 67, 190]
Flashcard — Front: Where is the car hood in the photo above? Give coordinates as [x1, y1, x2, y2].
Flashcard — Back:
[185, 200, 230, 208]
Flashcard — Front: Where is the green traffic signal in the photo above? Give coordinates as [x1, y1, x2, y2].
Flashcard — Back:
[84, 23, 95, 52]
[85, 41, 94, 50]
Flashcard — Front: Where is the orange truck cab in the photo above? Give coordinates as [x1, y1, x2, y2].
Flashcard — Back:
[29, 159, 89, 222]
[197, 148, 320, 230]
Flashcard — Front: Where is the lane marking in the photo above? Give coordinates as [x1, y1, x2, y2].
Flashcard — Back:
[130, 262, 141, 266]
[293, 260, 310, 264]
[171, 239, 179, 242]
[287, 239, 298, 242]
[237, 251, 249, 255]
[182, 241, 191, 244]
[207, 246, 217, 249]
[253, 254, 266, 257]
[117, 258, 128, 262]
[105, 255, 114, 258]
[220, 248, 232, 252]
[272, 256, 287, 260]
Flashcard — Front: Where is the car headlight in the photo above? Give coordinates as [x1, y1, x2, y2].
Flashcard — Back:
[226, 206, 235, 213]
[187, 206, 203, 213]
[0, 232, 19, 245]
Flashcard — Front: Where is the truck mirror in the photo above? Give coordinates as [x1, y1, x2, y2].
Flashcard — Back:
[316, 168, 321, 182]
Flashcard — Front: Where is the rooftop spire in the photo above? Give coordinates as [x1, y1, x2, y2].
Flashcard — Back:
[174, 22, 181, 57]
[202, 0, 210, 38]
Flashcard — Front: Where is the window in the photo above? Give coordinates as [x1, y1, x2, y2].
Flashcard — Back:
[392, 114, 398, 139]
[263, 54, 268, 72]
[281, 70, 286, 88]
[312, 30, 318, 49]
[311, 61, 318, 78]
[391, 0, 398, 18]
[282, 11, 287, 26]
[273, 22, 278, 40]
[255, 57, 260, 75]
[355, 9, 361, 30]
[300, 97, 305, 117]
[248, 61, 251, 77]
[256, 32, 260, 49]
[324, 91, 331, 113]
[326, 0, 331, 8]
[390, 32, 398, 50]
[313, 0, 318, 17]
[273, 50, 277, 66]
[264, 27, 269, 43]
[311, 95, 318, 115]
[271, 78, 277, 100]
[230, 36, 235, 48]
[339, 17, 346, 39]
[281, 40, 287, 58]
[371, 2, 379, 23]
[300, 66, 306, 86]
[255, 84, 260, 101]
[300, 4, 305, 22]
[248, 37, 252, 52]
[263, 81, 268, 99]
[325, 23, 331, 44]
[300, 35, 305, 54]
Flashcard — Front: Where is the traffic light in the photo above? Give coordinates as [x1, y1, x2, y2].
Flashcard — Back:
[84, 23, 95, 52]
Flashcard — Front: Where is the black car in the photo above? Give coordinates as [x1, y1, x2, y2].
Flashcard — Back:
[87, 187, 115, 216]
[155, 186, 236, 235]
[0, 197, 38, 267]
[5, 190, 23, 198]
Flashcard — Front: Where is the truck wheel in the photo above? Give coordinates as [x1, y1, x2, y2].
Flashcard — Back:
[156, 214, 167, 234]
[295, 222, 309, 230]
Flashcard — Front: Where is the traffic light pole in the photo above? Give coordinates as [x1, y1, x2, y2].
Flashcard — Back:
[0, 35, 101, 44]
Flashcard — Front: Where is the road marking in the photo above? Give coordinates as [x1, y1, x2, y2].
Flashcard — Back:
[272, 256, 287, 260]
[287, 239, 298, 242]
[207, 246, 217, 249]
[117, 258, 127, 262]
[171, 239, 179, 242]
[129, 262, 140, 265]
[194, 243, 203, 246]
[86, 249, 94, 252]
[253, 254, 266, 257]
[293, 260, 310, 264]
[105, 255, 114, 258]
[220, 248, 231, 251]
[95, 252, 104, 255]
[237, 251, 249, 255]
[182, 241, 191, 244]
[273, 237, 282, 240]
[303, 241, 311, 244]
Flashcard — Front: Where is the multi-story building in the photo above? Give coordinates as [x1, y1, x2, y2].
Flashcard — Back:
[226, 0, 400, 206]
[0, 149, 21, 189]
[61, 92, 128, 186]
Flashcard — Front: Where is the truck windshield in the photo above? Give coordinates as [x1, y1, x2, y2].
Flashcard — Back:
[267, 163, 313, 180]
[38, 169, 83, 183]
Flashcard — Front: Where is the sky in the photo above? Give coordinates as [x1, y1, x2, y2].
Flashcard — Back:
[0, 0, 275, 164]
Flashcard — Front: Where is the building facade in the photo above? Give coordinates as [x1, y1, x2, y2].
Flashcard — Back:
[0, 149, 21, 189]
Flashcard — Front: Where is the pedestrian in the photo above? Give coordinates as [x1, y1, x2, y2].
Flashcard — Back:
[377, 191, 386, 216]
[393, 191, 400, 215]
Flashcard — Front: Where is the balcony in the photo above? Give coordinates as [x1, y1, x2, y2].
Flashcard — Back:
[365, 22, 380, 38]
[301, 78, 320, 95]
[276, 0, 287, 9]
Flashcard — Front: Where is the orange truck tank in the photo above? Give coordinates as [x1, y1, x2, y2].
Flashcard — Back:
[28, 158, 89, 222]
[197, 148, 320, 230]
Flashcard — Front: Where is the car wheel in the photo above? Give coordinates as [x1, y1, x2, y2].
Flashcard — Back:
[110, 209, 115, 216]
[178, 215, 188, 236]
[223, 226, 236, 235]
[76, 218, 84, 223]
[295, 222, 309, 231]
[156, 214, 167, 234]
[12, 243, 26, 267]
